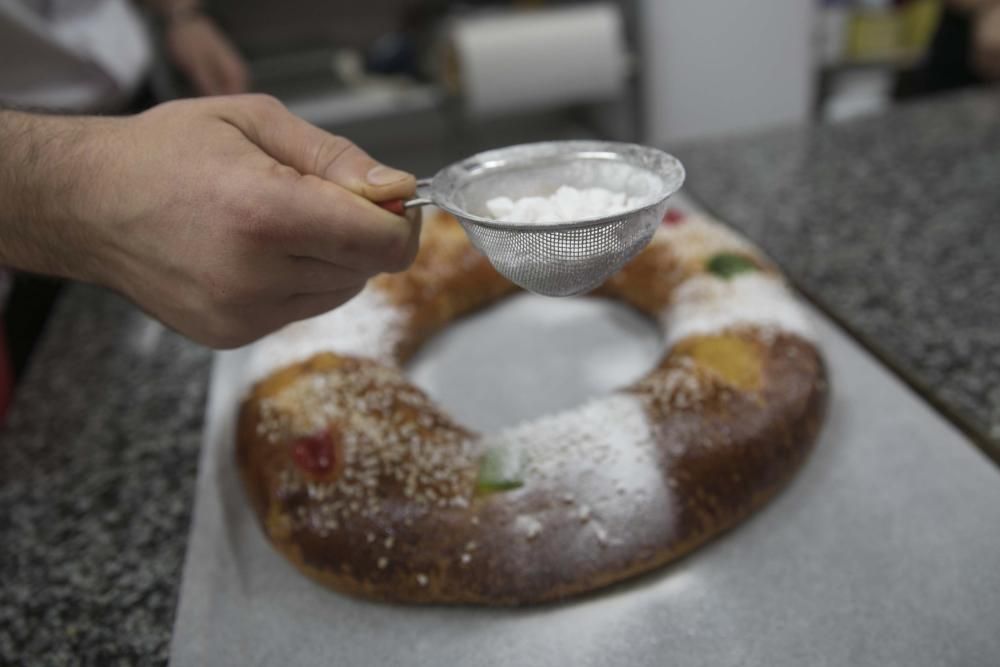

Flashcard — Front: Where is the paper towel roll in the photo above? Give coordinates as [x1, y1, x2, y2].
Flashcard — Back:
[448, 3, 628, 116]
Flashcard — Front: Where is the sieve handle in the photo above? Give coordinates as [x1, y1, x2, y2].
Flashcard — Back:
[378, 177, 433, 214]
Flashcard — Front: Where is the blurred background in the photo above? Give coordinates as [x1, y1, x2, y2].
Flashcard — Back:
[147, 0, 959, 171]
[0, 0, 997, 417]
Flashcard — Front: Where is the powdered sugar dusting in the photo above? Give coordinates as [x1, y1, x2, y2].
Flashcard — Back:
[652, 213, 757, 266]
[255, 359, 479, 540]
[633, 356, 707, 412]
[664, 273, 814, 345]
[482, 394, 671, 542]
[513, 515, 543, 540]
[243, 207, 819, 570]
[244, 286, 408, 385]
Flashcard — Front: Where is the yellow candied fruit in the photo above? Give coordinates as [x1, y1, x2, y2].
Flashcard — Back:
[266, 503, 293, 541]
[675, 335, 763, 392]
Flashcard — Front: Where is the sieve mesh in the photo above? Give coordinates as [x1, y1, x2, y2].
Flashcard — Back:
[411, 141, 684, 297]
[456, 207, 665, 296]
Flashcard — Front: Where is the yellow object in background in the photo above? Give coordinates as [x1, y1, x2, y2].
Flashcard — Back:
[846, 0, 942, 65]
[848, 8, 903, 62]
[901, 0, 942, 53]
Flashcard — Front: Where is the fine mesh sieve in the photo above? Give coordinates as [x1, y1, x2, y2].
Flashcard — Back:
[397, 141, 685, 297]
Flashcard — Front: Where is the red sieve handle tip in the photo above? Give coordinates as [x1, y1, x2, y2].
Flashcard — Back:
[379, 199, 405, 216]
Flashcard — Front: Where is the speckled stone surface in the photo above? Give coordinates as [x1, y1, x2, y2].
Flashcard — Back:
[675, 89, 1000, 454]
[0, 284, 210, 665]
[3, 90, 999, 664]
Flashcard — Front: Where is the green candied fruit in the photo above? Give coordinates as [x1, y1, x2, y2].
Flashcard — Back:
[476, 447, 525, 493]
[706, 253, 757, 279]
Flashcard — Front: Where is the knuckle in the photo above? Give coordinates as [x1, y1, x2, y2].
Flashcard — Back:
[235, 210, 287, 247]
[152, 98, 185, 115]
[266, 161, 301, 181]
[224, 204, 264, 243]
[312, 134, 357, 175]
[380, 226, 417, 272]
[221, 177, 284, 244]
[201, 267, 262, 311]
[246, 93, 285, 113]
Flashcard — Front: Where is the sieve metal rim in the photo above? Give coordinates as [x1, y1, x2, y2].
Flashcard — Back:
[402, 140, 686, 230]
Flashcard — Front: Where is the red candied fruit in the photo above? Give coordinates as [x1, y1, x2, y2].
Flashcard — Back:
[291, 430, 335, 476]
[662, 208, 686, 225]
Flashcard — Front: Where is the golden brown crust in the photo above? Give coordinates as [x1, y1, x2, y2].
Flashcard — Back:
[372, 214, 517, 363]
[236, 210, 829, 605]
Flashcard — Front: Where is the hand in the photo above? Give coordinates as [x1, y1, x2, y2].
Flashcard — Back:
[0, 96, 420, 348]
[973, 4, 1000, 80]
[165, 14, 250, 96]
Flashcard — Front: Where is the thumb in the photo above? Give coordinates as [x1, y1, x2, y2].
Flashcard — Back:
[219, 95, 416, 203]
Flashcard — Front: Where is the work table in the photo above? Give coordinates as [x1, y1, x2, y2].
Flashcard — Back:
[2, 89, 999, 664]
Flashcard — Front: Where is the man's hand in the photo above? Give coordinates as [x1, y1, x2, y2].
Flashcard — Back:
[947, 0, 1000, 80]
[0, 96, 421, 348]
[973, 4, 1000, 80]
[164, 13, 250, 96]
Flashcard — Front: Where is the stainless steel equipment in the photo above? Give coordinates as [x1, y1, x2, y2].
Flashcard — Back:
[400, 140, 684, 297]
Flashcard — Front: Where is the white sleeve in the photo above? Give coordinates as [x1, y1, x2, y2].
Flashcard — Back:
[0, 0, 151, 112]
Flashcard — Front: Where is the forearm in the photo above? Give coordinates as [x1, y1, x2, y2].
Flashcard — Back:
[5, 96, 417, 347]
[0, 110, 112, 281]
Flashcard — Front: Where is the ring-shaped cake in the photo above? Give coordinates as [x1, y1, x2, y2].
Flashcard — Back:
[237, 208, 828, 605]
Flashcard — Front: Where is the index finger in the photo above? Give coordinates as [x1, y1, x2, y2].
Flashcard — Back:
[217, 96, 417, 203]
[251, 166, 422, 274]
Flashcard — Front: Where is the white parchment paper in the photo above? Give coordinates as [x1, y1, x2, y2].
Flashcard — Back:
[170, 300, 1000, 667]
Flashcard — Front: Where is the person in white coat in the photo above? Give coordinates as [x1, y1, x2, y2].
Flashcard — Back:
[0, 0, 252, 384]
[0, 0, 248, 112]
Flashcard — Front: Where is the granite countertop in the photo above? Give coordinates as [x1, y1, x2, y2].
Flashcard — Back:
[2, 89, 999, 664]
[675, 88, 1000, 457]
[0, 286, 210, 663]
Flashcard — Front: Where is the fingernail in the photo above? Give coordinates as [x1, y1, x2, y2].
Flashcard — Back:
[367, 165, 410, 186]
